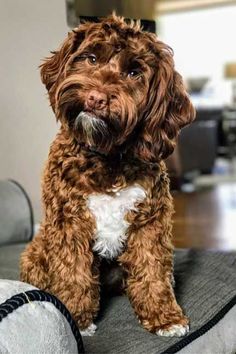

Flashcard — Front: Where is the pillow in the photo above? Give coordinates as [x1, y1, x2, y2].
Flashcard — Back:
[0, 280, 84, 354]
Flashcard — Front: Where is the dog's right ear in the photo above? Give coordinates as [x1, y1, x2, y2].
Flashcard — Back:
[40, 33, 75, 92]
[40, 28, 86, 92]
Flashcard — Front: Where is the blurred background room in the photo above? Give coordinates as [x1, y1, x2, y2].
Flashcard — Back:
[0, 0, 236, 252]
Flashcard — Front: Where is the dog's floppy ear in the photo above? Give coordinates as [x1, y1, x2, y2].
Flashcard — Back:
[133, 36, 195, 162]
[40, 24, 90, 93]
[40, 33, 75, 92]
[40, 30, 83, 92]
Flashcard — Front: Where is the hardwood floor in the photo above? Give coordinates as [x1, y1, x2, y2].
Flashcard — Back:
[172, 183, 236, 250]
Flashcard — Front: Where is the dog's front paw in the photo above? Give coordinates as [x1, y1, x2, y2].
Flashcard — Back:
[141, 313, 189, 337]
[156, 324, 189, 337]
[80, 323, 97, 336]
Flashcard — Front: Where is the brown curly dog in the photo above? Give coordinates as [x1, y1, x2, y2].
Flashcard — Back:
[20, 14, 195, 337]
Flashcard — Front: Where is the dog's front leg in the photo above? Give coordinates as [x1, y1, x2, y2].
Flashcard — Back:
[118, 170, 189, 338]
[119, 219, 188, 336]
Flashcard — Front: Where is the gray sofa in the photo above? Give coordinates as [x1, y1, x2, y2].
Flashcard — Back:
[0, 180, 33, 279]
[1, 180, 236, 354]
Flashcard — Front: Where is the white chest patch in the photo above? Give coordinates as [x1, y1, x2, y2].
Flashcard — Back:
[88, 185, 146, 259]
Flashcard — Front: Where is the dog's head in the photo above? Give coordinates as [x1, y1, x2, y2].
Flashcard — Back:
[41, 14, 195, 161]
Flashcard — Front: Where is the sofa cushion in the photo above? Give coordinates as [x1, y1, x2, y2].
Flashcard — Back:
[1, 245, 236, 353]
[82, 249, 236, 354]
[0, 280, 84, 354]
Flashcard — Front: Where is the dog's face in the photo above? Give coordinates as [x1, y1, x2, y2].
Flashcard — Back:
[41, 15, 195, 161]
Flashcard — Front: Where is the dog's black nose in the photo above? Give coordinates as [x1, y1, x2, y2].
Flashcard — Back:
[86, 90, 108, 110]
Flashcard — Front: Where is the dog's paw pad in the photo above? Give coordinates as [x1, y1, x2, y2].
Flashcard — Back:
[156, 324, 189, 337]
[80, 323, 97, 336]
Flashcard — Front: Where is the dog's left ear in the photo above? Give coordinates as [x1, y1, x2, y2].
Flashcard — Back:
[133, 37, 195, 162]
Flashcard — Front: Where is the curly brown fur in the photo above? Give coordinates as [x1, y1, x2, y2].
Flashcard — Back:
[20, 14, 195, 334]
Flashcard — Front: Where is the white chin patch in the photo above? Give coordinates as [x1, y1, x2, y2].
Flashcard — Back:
[156, 324, 189, 337]
[80, 323, 97, 336]
[77, 111, 107, 146]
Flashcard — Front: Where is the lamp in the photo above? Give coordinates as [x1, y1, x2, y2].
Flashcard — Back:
[224, 62, 236, 107]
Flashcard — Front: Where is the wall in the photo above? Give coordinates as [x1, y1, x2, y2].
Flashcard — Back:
[0, 0, 68, 221]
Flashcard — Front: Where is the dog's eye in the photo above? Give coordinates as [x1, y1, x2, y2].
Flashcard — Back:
[127, 69, 140, 78]
[87, 54, 97, 64]
[73, 55, 86, 63]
